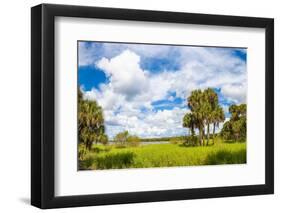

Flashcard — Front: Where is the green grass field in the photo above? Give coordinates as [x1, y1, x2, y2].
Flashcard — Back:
[78, 139, 246, 170]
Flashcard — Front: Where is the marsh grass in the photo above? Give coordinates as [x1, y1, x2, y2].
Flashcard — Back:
[79, 138, 246, 170]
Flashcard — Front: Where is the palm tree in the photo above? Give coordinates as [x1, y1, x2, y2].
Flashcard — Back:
[183, 87, 229, 147]
[78, 89, 107, 150]
[183, 113, 197, 145]
[212, 107, 225, 144]
[188, 90, 206, 146]
[203, 88, 218, 145]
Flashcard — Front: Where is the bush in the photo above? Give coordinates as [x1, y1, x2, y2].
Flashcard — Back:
[100, 134, 109, 145]
[183, 135, 198, 146]
[169, 138, 180, 144]
[115, 144, 127, 148]
[127, 135, 141, 147]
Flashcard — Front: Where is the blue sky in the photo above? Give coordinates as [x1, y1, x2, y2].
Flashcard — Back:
[78, 41, 247, 139]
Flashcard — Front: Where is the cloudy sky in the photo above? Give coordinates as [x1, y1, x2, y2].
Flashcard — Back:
[78, 41, 247, 139]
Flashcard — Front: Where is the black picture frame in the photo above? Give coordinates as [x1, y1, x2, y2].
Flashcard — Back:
[31, 3, 274, 209]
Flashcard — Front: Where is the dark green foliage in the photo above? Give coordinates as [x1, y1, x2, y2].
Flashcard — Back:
[100, 134, 109, 145]
[78, 89, 108, 150]
[183, 113, 197, 145]
[204, 148, 246, 165]
[80, 151, 135, 170]
[94, 152, 135, 169]
[221, 104, 247, 141]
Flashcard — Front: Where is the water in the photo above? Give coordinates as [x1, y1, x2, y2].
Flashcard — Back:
[108, 141, 169, 145]
[140, 141, 169, 145]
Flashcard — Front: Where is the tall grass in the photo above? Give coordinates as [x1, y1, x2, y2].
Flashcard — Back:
[79, 139, 246, 170]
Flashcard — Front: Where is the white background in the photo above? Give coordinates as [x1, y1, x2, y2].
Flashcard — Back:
[55, 17, 265, 196]
[0, 0, 279, 212]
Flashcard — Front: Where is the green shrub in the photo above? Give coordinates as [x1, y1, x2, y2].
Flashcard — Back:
[127, 135, 141, 147]
[169, 138, 180, 144]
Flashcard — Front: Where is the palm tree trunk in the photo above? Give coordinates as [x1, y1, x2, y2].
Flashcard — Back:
[203, 128, 206, 146]
[207, 123, 210, 146]
[213, 123, 216, 144]
[201, 128, 205, 146]
[199, 128, 202, 146]
[188, 129, 191, 145]
[191, 126, 195, 146]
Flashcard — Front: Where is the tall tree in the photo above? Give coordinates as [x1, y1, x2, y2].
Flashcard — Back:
[183, 113, 197, 145]
[78, 89, 107, 150]
[184, 88, 225, 146]
[212, 107, 225, 144]
[188, 90, 207, 146]
[114, 130, 129, 146]
[221, 104, 246, 141]
[127, 135, 141, 147]
[204, 88, 218, 145]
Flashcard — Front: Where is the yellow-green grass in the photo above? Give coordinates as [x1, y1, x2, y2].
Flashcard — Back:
[79, 139, 246, 170]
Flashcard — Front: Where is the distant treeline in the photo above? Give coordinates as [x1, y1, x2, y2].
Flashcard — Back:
[108, 136, 186, 142]
[108, 134, 223, 143]
[140, 134, 221, 143]
[139, 136, 185, 142]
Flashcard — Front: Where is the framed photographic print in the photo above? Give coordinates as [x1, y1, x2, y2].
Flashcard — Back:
[31, 4, 274, 209]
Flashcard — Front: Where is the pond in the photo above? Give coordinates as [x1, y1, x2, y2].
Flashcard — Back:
[140, 141, 169, 145]
[108, 141, 169, 145]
